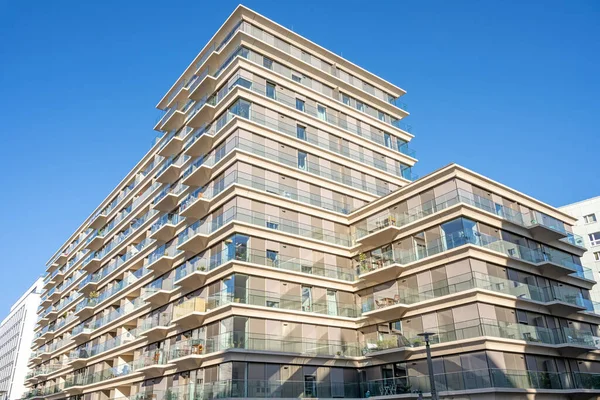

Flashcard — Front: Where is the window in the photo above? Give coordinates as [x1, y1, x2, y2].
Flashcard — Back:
[266, 82, 276, 99]
[298, 151, 307, 171]
[396, 137, 407, 152]
[378, 111, 386, 121]
[590, 232, 600, 246]
[297, 125, 306, 141]
[263, 57, 273, 70]
[594, 252, 600, 261]
[356, 101, 365, 112]
[342, 94, 350, 106]
[584, 214, 597, 224]
[266, 220, 279, 230]
[296, 99, 305, 112]
[266, 250, 279, 267]
[326, 289, 337, 316]
[384, 133, 392, 149]
[292, 74, 302, 83]
[301, 286, 312, 311]
[317, 104, 327, 121]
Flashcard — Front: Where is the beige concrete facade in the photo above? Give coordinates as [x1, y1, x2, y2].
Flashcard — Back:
[25, 5, 600, 400]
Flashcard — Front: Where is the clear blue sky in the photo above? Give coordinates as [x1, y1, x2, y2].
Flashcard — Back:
[0, 0, 598, 313]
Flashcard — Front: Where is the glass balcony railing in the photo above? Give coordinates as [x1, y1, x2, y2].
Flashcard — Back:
[365, 317, 596, 353]
[153, 182, 187, 205]
[151, 213, 182, 233]
[183, 96, 414, 189]
[25, 364, 65, 379]
[139, 311, 173, 332]
[93, 238, 154, 285]
[175, 246, 355, 283]
[76, 267, 148, 314]
[147, 243, 182, 266]
[173, 287, 359, 319]
[233, 75, 415, 160]
[354, 187, 583, 247]
[365, 368, 600, 395]
[84, 209, 160, 268]
[178, 205, 351, 248]
[69, 329, 138, 361]
[167, 331, 362, 360]
[71, 298, 146, 340]
[143, 276, 176, 298]
[358, 228, 591, 281]
[361, 269, 592, 314]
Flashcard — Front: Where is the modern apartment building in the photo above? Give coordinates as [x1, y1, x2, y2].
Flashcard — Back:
[560, 197, 600, 302]
[24, 5, 600, 400]
[0, 278, 43, 400]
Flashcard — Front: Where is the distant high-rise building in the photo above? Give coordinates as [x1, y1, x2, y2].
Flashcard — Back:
[0, 279, 43, 400]
[24, 5, 600, 400]
[560, 196, 600, 301]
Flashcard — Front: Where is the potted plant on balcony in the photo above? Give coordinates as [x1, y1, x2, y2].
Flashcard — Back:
[89, 291, 99, 299]
[358, 253, 368, 273]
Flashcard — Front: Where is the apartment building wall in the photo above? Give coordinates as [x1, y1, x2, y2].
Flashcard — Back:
[560, 196, 600, 302]
[0, 279, 43, 400]
[23, 5, 600, 400]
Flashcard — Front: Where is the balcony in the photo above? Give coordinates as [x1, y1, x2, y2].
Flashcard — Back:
[523, 210, 569, 242]
[150, 213, 184, 242]
[158, 127, 191, 157]
[166, 338, 205, 370]
[171, 298, 207, 329]
[179, 187, 211, 219]
[181, 156, 213, 188]
[145, 244, 182, 274]
[183, 125, 215, 157]
[74, 297, 98, 319]
[71, 322, 94, 344]
[85, 229, 106, 252]
[153, 182, 187, 212]
[139, 311, 173, 342]
[155, 154, 189, 184]
[82, 252, 101, 273]
[174, 259, 209, 290]
[154, 104, 185, 132]
[132, 349, 172, 378]
[176, 220, 214, 252]
[68, 329, 139, 369]
[353, 216, 402, 247]
[142, 277, 177, 307]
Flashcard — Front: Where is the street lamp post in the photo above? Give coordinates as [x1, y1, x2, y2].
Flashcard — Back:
[417, 332, 438, 400]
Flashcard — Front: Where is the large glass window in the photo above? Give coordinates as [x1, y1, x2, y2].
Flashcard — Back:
[297, 125, 306, 141]
[296, 99, 305, 112]
[326, 289, 337, 316]
[589, 232, 600, 246]
[298, 151, 307, 171]
[317, 104, 327, 121]
[263, 57, 273, 70]
[266, 250, 279, 267]
[230, 99, 251, 119]
[266, 82, 276, 99]
[384, 133, 392, 149]
[301, 286, 312, 311]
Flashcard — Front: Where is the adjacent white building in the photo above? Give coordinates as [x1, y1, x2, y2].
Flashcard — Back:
[0, 279, 43, 400]
[560, 196, 600, 301]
